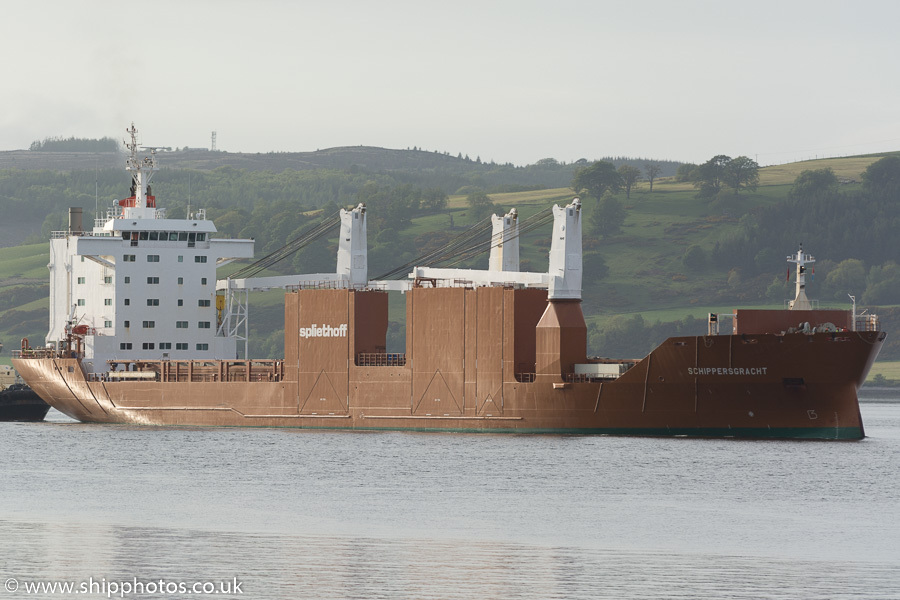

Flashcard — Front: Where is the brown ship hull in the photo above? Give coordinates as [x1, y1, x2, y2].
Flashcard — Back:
[14, 329, 882, 440]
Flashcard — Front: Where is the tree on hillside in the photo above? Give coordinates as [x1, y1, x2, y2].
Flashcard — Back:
[29, 136, 118, 152]
[789, 168, 839, 202]
[863, 261, 900, 304]
[571, 161, 622, 203]
[214, 209, 251, 238]
[862, 155, 900, 197]
[617, 165, 641, 199]
[721, 156, 759, 197]
[682, 245, 706, 271]
[692, 155, 731, 199]
[590, 196, 627, 238]
[421, 188, 448, 212]
[467, 189, 495, 220]
[675, 163, 697, 182]
[644, 162, 662, 192]
[823, 258, 867, 300]
[534, 158, 561, 168]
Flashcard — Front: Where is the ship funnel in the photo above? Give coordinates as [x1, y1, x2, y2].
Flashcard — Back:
[68, 207, 83, 235]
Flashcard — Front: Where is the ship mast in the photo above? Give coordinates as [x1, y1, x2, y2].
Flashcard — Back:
[123, 123, 159, 217]
[787, 243, 814, 310]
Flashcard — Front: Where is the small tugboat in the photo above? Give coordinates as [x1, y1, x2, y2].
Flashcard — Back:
[0, 362, 50, 421]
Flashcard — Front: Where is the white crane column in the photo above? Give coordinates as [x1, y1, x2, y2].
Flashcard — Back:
[488, 208, 519, 272]
[336, 203, 368, 287]
[547, 198, 582, 300]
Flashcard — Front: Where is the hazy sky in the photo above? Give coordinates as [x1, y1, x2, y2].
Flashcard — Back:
[3, 0, 899, 166]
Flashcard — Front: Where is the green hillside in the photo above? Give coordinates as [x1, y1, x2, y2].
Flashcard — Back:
[0, 243, 50, 353]
[2, 151, 899, 368]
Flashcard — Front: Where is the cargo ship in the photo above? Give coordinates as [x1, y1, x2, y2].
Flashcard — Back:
[13, 127, 885, 439]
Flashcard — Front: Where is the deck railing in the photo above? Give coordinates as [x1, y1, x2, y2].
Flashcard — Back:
[12, 349, 57, 359]
[84, 359, 285, 383]
[356, 353, 407, 367]
[855, 314, 880, 332]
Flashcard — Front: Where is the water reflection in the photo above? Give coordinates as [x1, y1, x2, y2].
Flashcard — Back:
[2, 405, 899, 598]
[3, 520, 899, 600]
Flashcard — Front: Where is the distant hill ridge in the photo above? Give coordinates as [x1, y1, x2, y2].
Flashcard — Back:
[0, 146, 680, 176]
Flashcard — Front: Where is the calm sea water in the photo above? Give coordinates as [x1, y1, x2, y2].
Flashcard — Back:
[2, 402, 899, 599]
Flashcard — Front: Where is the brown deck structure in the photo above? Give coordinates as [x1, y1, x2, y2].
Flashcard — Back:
[14, 284, 884, 439]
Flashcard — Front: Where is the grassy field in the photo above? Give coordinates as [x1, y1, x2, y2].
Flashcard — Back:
[866, 360, 900, 383]
[0, 243, 50, 354]
[0, 243, 49, 280]
[759, 156, 882, 185]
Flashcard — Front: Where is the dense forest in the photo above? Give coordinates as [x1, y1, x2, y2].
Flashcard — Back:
[28, 136, 119, 152]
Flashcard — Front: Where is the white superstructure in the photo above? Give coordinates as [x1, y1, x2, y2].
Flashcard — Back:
[47, 125, 254, 373]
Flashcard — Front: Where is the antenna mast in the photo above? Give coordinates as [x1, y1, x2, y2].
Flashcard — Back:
[787, 243, 815, 310]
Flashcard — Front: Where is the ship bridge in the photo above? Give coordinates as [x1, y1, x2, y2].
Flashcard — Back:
[45, 124, 254, 374]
